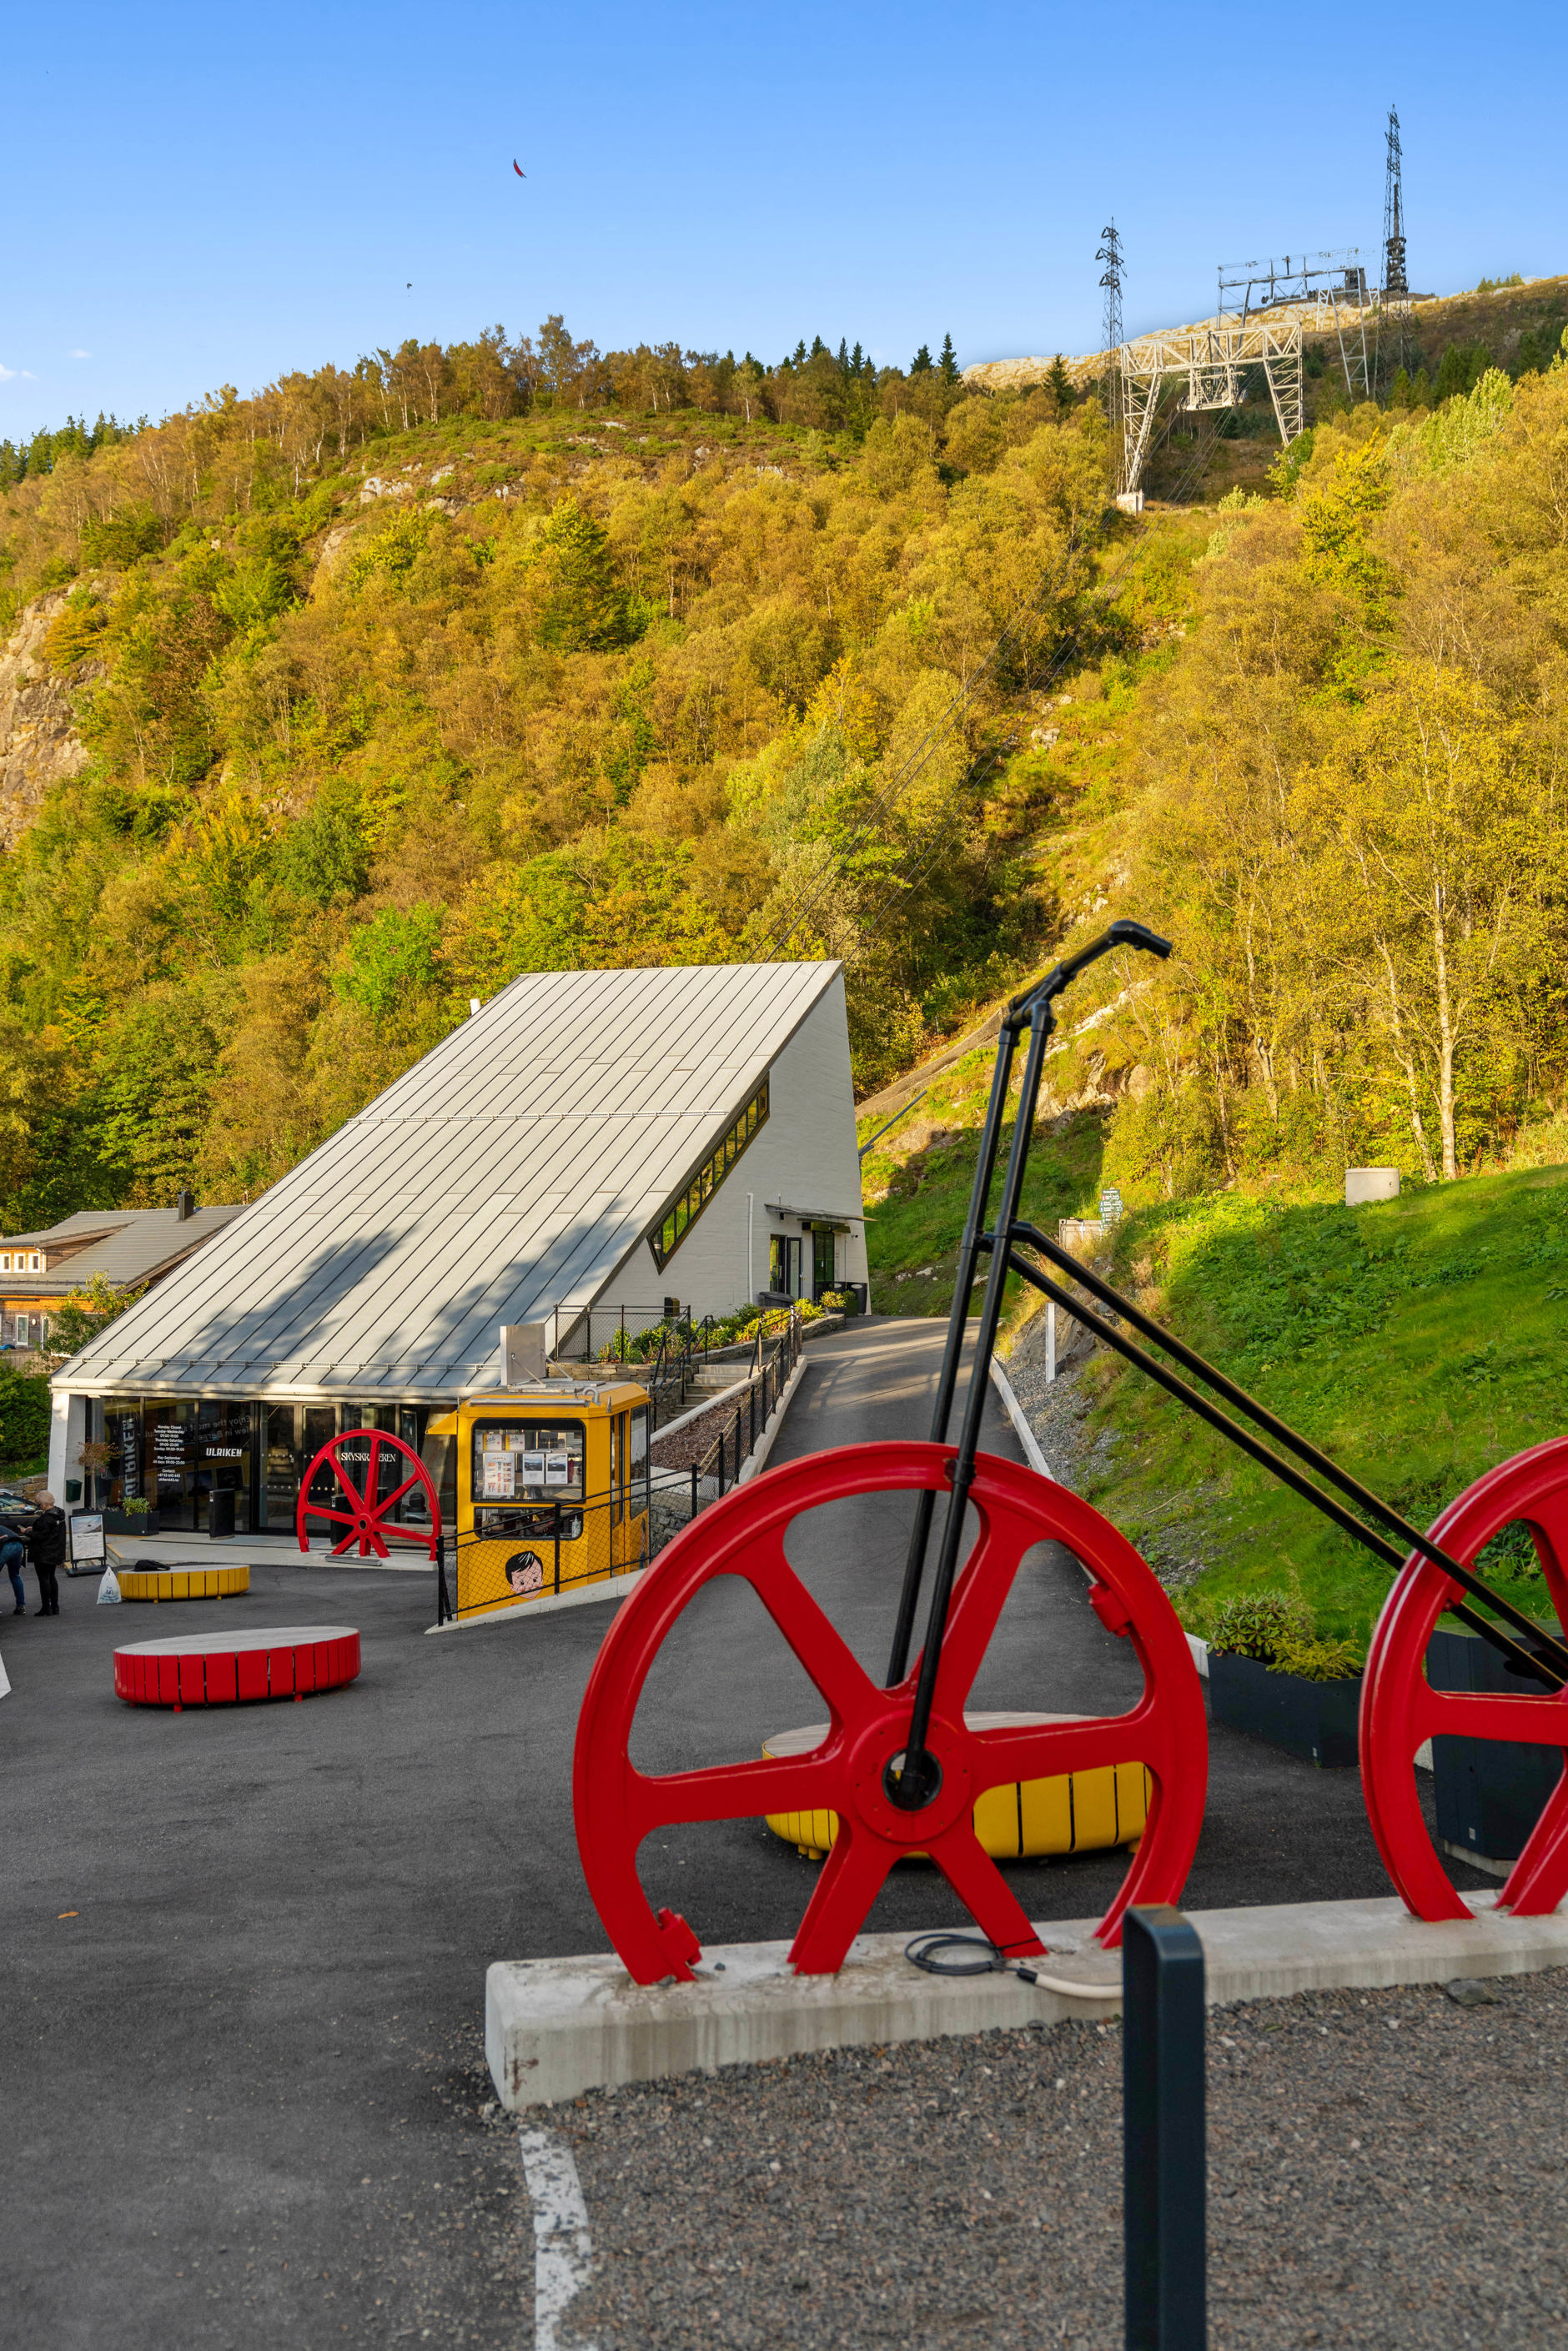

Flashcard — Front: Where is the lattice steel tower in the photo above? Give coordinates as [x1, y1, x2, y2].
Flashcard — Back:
[1097, 222, 1125, 485]
[1381, 104, 1411, 381]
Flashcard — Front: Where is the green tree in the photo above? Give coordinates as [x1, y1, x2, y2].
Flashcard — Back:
[44, 1271, 146, 1364]
[524, 500, 636, 651]
[938, 334, 960, 386]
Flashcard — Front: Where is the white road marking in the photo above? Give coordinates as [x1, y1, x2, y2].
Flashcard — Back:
[519, 2127, 596, 2350]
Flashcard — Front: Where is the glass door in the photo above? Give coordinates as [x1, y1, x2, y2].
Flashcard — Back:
[264, 1404, 301, 1532]
[812, 1226, 836, 1299]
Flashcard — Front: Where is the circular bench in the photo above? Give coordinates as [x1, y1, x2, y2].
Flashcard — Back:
[762, 1711, 1150, 1861]
[116, 1564, 250, 1603]
[113, 1626, 360, 1710]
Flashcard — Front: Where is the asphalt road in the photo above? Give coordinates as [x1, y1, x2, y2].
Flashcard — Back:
[3, 1318, 1495, 2349]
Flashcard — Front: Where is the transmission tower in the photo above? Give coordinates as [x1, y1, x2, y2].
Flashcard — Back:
[1380, 104, 1411, 384]
[1097, 222, 1126, 490]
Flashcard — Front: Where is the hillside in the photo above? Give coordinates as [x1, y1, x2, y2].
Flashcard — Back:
[0, 329, 1117, 1226]
[1090, 1161, 1568, 1649]
[1, 306, 1566, 1294]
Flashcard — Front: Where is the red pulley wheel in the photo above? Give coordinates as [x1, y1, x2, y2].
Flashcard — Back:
[295, 1426, 441, 1561]
[1361, 1436, 1568, 1921]
[573, 1440, 1209, 1984]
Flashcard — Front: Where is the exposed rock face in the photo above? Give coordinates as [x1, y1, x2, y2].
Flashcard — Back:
[0, 594, 94, 847]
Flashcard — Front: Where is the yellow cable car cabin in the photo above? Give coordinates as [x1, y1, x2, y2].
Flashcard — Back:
[422, 1377, 652, 1620]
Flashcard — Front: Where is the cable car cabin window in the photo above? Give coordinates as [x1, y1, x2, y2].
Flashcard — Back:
[471, 1419, 585, 1540]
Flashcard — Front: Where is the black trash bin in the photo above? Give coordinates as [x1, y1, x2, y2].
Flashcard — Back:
[208, 1488, 237, 1540]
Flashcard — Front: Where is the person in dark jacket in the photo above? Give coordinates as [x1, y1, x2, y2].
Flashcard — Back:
[0, 1513, 25, 1613]
[28, 1494, 66, 1615]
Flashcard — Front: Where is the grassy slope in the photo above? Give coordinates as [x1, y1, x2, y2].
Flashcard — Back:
[1085, 1167, 1568, 1649]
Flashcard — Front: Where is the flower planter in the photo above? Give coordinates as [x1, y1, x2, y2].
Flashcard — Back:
[102, 1510, 161, 1537]
[1207, 1650, 1362, 1767]
[1428, 1627, 1563, 1873]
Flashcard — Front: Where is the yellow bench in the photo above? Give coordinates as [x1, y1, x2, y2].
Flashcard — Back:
[116, 1565, 251, 1604]
[763, 1711, 1149, 1861]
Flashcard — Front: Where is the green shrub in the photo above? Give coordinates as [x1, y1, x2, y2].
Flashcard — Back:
[1266, 1632, 1364, 1682]
[1209, 1592, 1311, 1664]
[0, 1361, 51, 1466]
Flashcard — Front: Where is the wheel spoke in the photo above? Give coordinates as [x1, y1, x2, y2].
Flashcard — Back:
[1420, 1688, 1568, 1747]
[305, 1505, 357, 1526]
[1500, 1767, 1568, 1914]
[744, 1530, 884, 1728]
[373, 1469, 421, 1516]
[626, 1750, 840, 1841]
[789, 1825, 896, 1974]
[922, 1500, 1041, 1709]
[967, 1712, 1157, 1792]
[927, 1819, 1045, 1958]
[331, 1444, 365, 1510]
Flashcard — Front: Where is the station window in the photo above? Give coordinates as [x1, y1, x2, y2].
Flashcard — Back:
[648, 1079, 769, 1271]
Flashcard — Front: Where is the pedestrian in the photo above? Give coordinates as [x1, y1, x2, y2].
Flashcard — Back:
[28, 1492, 66, 1616]
[0, 1510, 25, 1614]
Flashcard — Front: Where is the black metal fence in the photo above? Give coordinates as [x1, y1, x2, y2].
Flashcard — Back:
[675, 1305, 804, 1516]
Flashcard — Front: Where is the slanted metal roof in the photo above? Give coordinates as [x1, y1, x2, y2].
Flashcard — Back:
[56, 962, 841, 1399]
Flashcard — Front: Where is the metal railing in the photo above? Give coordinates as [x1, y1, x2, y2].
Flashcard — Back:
[676, 1305, 803, 1518]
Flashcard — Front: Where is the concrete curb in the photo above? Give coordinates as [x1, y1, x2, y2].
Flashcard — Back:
[425, 1568, 646, 1635]
[486, 1889, 1568, 2108]
[988, 1359, 1053, 1479]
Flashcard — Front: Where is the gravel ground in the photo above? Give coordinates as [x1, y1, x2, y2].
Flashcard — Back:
[651, 1380, 761, 1473]
[547, 1967, 1568, 2351]
[1003, 1322, 1099, 1494]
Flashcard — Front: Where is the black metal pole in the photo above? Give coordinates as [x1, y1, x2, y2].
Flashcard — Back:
[884, 1022, 1020, 1686]
[1123, 1906, 1207, 2351]
[892, 1002, 1056, 1802]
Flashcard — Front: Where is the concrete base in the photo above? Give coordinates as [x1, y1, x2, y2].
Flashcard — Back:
[487, 1889, 1568, 2108]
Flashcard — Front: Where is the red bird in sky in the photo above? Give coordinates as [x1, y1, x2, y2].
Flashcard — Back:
[513, 159, 526, 178]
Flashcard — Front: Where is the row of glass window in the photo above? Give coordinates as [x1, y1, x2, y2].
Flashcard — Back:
[649, 1081, 769, 1271]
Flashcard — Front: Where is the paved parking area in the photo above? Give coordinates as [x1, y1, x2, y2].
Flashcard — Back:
[3, 1320, 1505, 2348]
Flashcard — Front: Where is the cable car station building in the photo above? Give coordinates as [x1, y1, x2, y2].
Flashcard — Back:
[50, 961, 868, 1536]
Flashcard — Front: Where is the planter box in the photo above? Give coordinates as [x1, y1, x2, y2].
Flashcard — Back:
[102, 1510, 161, 1537]
[1429, 1627, 1563, 1871]
[1208, 1650, 1362, 1767]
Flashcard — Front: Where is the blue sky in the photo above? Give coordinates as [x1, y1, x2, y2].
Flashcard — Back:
[4, 1, 1563, 439]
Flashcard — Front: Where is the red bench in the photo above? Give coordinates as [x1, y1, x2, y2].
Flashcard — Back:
[113, 1626, 360, 1710]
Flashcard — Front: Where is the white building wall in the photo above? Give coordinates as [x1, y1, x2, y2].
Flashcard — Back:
[588, 971, 867, 1329]
[48, 1388, 87, 1504]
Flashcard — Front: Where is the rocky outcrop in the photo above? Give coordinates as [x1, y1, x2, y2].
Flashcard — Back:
[0, 593, 94, 847]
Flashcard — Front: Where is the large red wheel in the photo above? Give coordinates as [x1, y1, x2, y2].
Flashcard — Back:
[295, 1427, 441, 1561]
[1362, 1438, 1568, 1921]
[573, 1441, 1208, 1983]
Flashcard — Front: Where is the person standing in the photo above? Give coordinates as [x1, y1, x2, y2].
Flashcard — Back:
[28, 1492, 66, 1616]
[0, 1510, 25, 1614]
